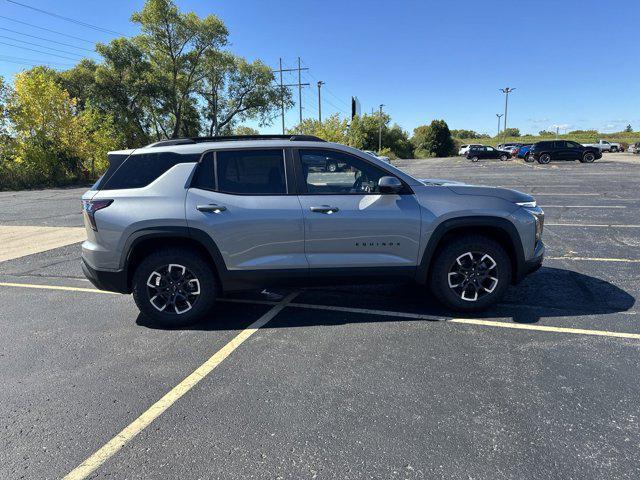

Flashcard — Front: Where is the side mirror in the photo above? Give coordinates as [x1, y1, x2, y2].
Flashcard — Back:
[378, 176, 403, 194]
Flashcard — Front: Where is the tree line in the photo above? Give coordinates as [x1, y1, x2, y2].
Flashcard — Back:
[0, 0, 462, 190]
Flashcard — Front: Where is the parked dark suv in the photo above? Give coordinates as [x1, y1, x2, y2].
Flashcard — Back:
[529, 141, 602, 164]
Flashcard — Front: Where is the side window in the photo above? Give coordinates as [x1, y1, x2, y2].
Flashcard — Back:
[486, 147, 494, 151]
[554, 141, 566, 148]
[216, 149, 286, 195]
[299, 149, 391, 194]
[101, 152, 200, 190]
[190, 152, 215, 190]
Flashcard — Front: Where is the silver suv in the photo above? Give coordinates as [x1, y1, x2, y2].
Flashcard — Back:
[81, 135, 544, 327]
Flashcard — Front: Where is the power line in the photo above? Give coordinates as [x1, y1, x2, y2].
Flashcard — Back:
[0, 40, 83, 61]
[0, 26, 95, 52]
[0, 34, 91, 58]
[6, 0, 125, 36]
[301, 63, 351, 109]
[0, 54, 75, 67]
[0, 15, 97, 44]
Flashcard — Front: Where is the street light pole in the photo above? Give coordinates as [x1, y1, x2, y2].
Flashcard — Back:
[378, 104, 385, 152]
[317, 81, 324, 122]
[499, 87, 515, 143]
[496, 113, 503, 136]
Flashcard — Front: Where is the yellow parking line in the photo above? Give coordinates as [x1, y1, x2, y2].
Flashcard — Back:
[547, 256, 640, 263]
[63, 291, 299, 480]
[449, 318, 640, 339]
[0, 282, 120, 295]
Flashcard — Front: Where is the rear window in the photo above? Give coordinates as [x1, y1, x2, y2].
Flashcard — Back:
[100, 151, 200, 190]
[216, 149, 286, 195]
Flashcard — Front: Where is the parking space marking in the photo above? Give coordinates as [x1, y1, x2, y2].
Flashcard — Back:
[547, 256, 640, 263]
[0, 282, 120, 295]
[63, 291, 299, 480]
[448, 318, 640, 339]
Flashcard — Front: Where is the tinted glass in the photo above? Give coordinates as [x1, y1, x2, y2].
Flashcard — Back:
[190, 152, 215, 190]
[216, 149, 286, 194]
[101, 152, 200, 190]
[566, 141, 580, 148]
[554, 141, 567, 148]
[299, 149, 390, 194]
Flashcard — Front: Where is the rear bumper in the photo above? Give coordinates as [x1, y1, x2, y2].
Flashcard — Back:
[82, 258, 130, 294]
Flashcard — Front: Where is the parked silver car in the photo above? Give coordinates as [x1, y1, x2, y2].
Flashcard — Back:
[82, 135, 544, 327]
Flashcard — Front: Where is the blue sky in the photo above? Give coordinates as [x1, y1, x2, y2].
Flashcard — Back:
[1, 0, 638, 135]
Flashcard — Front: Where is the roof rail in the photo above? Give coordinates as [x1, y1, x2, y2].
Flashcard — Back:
[146, 134, 325, 148]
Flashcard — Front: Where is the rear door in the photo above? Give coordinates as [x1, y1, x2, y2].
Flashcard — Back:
[553, 141, 570, 160]
[565, 141, 583, 160]
[294, 148, 421, 272]
[185, 148, 307, 272]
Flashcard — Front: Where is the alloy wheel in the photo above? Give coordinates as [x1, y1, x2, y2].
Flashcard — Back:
[447, 252, 499, 302]
[146, 264, 201, 314]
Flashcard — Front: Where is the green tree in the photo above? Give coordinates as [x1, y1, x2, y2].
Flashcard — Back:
[624, 124, 633, 133]
[538, 130, 555, 136]
[233, 125, 260, 135]
[130, 0, 228, 138]
[451, 129, 480, 139]
[502, 127, 520, 137]
[289, 114, 349, 143]
[200, 53, 289, 135]
[411, 120, 455, 158]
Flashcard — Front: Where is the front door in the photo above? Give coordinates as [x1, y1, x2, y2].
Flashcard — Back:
[295, 148, 422, 272]
[186, 149, 307, 272]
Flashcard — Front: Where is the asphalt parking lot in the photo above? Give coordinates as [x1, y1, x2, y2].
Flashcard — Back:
[1, 153, 639, 479]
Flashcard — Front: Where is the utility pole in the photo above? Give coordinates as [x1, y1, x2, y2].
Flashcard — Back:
[279, 58, 284, 134]
[499, 87, 515, 143]
[378, 104, 385, 152]
[496, 113, 503, 136]
[273, 58, 310, 132]
[317, 81, 325, 122]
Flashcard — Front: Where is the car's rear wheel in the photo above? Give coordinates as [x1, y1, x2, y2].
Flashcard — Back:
[471, 156, 479, 162]
[537, 153, 551, 164]
[500, 154, 508, 161]
[429, 235, 511, 312]
[581, 152, 596, 163]
[132, 248, 217, 328]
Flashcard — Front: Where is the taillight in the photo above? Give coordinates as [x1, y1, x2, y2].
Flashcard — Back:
[82, 199, 113, 231]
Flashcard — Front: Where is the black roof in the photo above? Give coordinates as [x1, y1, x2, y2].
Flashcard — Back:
[146, 134, 326, 148]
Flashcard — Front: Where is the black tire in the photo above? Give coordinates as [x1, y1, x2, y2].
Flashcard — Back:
[429, 235, 512, 312]
[581, 152, 596, 163]
[524, 153, 534, 163]
[471, 156, 479, 162]
[327, 162, 338, 172]
[500, 154, 508, 161]
[537, 153, 551, 164]
[132, 248, 217, 328]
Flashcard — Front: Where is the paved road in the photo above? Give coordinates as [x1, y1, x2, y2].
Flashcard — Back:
[1, 153, 639, 479]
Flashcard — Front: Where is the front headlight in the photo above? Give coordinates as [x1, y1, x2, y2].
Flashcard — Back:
[516, 200, 537, 208]
[532, 211, 544, 243]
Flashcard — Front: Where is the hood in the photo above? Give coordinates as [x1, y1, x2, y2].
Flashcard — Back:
[418, 178, 467, 186]
[447, 184, 534, 203]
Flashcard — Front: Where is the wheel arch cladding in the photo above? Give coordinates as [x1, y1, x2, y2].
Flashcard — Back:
[123, 227, 227, 293]
[416, 216, 525, 285]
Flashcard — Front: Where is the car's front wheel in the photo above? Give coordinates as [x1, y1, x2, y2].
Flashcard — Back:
[524, 153, 534, 162]
[500, 154, 509, 161]
[581, 152, 596, 163]
[429, 235, 511, 312]
[537, 153, 551, 164]
[470, 156, 479, 162]
[132, 248, 217, 328]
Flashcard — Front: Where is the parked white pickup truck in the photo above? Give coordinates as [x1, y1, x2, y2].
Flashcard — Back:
[582, 140, 621, 152]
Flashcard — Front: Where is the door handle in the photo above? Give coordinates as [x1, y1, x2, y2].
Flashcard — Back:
[310, 205, 339, 214]
[197, 204, 227, 213]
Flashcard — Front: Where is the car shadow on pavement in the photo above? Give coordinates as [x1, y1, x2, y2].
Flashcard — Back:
[136, 266, 635, 330]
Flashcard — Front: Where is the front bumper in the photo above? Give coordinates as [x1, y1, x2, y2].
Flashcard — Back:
[82, 258, 130, 294]
[522, 240, 545, 278]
